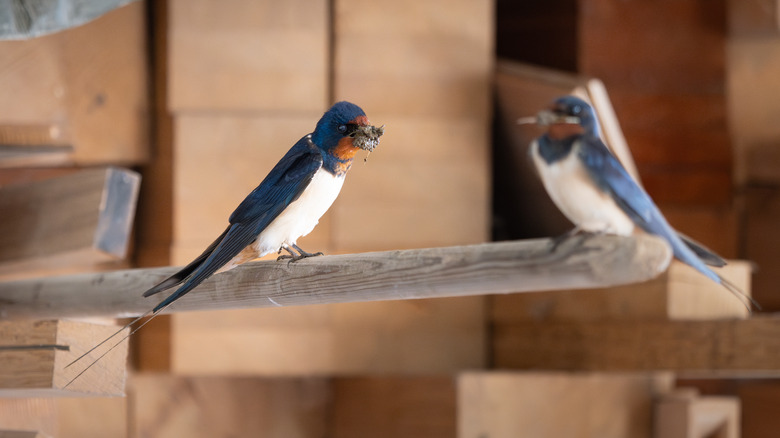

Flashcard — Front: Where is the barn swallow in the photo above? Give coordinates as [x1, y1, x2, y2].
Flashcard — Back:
[64, 102, 383, 384]
[145, 101, 384, 313]
[520, 95, 755, 309]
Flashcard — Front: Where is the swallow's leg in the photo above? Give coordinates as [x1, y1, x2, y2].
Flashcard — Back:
[548, 226, 585, 252]
[277, 244, 323, 263]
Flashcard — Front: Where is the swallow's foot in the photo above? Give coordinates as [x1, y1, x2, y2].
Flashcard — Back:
[277, 244, 324, 263]
[548, 226, 584, 253]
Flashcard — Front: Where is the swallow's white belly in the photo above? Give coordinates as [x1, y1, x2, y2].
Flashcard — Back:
[531, 140, 635, 235]
[255, 168, 345, 256]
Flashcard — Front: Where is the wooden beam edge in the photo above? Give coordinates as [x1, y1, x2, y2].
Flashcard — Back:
[0, 234, 672, 319]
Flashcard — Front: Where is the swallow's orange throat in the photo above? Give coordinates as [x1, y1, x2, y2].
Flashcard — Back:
[547, 122, 586, 140]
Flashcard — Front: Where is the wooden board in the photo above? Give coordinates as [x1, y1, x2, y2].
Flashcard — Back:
[0, 396, 129, 438]
[744, 185, 780, 310]
[330, 115, 491, 251]
[0, 320, 128, 397]
[129, 375, 329, 438]
[0, 167, 140, 281]
[0, 235, 671, 319]
[578, 0, 732, 205]
[654, 390, 740, 438]
[165, 297, 485, 375]
[491, 260, 752, 323]
[167, 0, 328, 112]
[331, 377, 455, 438]
[728, 36, 780, 184]
[0, 1, 149, 166]
[728, 0, 780, 35]
[333, 0, 493, 119]
[493, 315, 780, 375]
[331, 0, 492, 250]
[458, 372, 673, 438]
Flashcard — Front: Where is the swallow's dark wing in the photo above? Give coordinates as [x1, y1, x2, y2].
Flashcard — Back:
[576, 135, 720, 280]
[678, 232, 727, 268]
[143, 137, 323, 312]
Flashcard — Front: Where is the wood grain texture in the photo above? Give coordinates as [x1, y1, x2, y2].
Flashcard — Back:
[167, 0, 328, 112]
[578, 0, 732, 205]
[0, 234, 672, 319]
[0, 397, 126, 438]
[0, 320, 127, 397]
[494, 315, 780, 375]
[0, 167, 140, 280]
[458, 372, 673, 438]
[166, 297, 485, 375]
[491, 260, 752, 323]
[333, 0, 493, 118]
[129, 375, 329, 438]
[0, 2, 149, 166]
[331, 377, 456, 438]
[655, 391, 740, 438]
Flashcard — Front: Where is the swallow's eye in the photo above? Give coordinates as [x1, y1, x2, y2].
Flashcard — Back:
[338, 124, 347, 134]
[571, 105, 582, 115]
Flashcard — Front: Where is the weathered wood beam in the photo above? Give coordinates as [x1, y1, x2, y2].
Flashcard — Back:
[0, 234, 671, 319]
[494, 315, 780, 375]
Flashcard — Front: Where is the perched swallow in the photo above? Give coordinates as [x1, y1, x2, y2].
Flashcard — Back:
[520, 95, 754, 308]
[64, 102, 383, 386]
[145, 101, 384, 313]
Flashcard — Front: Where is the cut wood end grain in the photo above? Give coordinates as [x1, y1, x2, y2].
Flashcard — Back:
[0, 320, 128, 397]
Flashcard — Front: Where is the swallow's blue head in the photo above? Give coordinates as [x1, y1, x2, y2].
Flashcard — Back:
[548, 96, 601, 138]
[312, 101, 383, 152]
[311, 101, 384, 174]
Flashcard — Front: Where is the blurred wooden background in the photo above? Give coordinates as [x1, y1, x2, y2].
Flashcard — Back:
[0, 0, 779, 436]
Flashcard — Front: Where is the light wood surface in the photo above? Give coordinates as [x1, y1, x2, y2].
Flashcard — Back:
[0, 320, 127, 397]
[0, 234, 671, 319]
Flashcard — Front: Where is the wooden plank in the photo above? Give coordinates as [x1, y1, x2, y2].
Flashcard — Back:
[0, 397, 126, 438]
[167, 0, 328, 112]
[578, 0, 732, 204]
[0, 320, 128, 396]
[0, 431, 46, 438]
[493, 315, 780, 375]
[331, 377, 455, 438]
[331, 115, 490, 251]
[728, 0, 780, 35]
[458, 372, 673, 438]
[0, 167, 140, 281]
[492, 260, 751, 322]
[164, 297, 485, 375]
[744, 185, 780, 310]
[0, 234, 671, 319]
[0, 2, 149, 166]
[333, 0, 493, 118]
[728, 36, 780, 184]
[654, 390, 740, 438]
[129, 375, 328, 438]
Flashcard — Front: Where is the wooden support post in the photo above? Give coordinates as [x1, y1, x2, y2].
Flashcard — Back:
[0, 234, 671, 319]
[0, 167, 140, 281]
[494, 315, 780, 375]
[654, 389, 740, 438]
[0, 320, 128, 397]
[458, 372, 674, 438]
